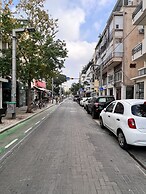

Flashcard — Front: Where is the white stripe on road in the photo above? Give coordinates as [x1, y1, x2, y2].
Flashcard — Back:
[35, 121, 40, 125]
[136, 164, 146, 177]
[24, 127, 32, 134]
[5, 139, 18, 149]
[42, 117, 45, 120]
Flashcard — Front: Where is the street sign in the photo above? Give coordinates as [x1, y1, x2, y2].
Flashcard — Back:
[99, 87, 104, 91]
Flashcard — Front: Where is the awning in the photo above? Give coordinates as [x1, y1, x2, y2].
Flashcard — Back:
[34, 86, 46, 91]
[33, 86, 51, 94]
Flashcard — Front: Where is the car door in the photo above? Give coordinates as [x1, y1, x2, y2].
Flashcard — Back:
[103, 101, 116, 130]
[110, 102, 124, 134]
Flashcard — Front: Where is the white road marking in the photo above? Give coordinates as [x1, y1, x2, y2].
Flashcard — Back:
[35, 121, 40, 125]
[42, 117, 45, 120]
[24, 127, 32, 134]
[5, 139, 18, 149]
[135, 164, 146, 177]
[0, 107, 57, 163]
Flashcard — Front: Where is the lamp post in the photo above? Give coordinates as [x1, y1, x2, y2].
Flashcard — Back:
[11, 28, 35, 118]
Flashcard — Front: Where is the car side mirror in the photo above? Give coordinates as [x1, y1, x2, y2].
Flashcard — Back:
[103, 108, 106, 112]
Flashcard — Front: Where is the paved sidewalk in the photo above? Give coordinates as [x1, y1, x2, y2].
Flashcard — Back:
[0, 102, 55, 134]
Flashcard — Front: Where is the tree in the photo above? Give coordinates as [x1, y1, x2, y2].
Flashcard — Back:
[70, 82, 82, 95]
[47, 73, 67, 95]
[0, 0, 68, 112]
[0, 1, 21, 76]
[16, 0, 68, 112]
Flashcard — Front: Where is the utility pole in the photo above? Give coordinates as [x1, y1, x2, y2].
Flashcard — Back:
[11, 28, 35, 118]
[11, 29, 17, 118]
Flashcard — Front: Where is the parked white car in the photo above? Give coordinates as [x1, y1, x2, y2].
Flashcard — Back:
[99, 99, 146, 149]
[80, 97, 88, 107]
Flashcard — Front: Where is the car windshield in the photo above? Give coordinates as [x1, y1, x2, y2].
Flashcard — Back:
[97, 97, 114, 103]
[131, 104, 146, 117]
[98, 98, 106, 102]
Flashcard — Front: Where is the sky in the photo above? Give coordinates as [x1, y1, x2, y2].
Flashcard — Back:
[44, 0, 117, 87]
[12, 0, 117, 87]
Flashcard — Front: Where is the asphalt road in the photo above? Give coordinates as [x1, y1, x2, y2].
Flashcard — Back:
[0, 99, 146, 194]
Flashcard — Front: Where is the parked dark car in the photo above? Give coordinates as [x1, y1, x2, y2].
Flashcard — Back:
[73, 95, 80, 103]
[86, 96, 115, 119]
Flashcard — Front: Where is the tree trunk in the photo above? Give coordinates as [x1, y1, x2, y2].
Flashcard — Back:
[26, 79, 33, 113]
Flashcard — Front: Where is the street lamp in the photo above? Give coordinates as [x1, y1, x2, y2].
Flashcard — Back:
[11, 27, 35, 118]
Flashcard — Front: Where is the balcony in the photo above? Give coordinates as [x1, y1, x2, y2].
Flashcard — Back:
[102, 52, 123, 73]
[132, 38, 146, 61]
[132, 1, 146, 25]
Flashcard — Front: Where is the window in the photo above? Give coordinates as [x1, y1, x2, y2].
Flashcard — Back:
[98, 98, 106, 103]
[132, 104, 146, 117]
[114, 102, 124, 114]
[108, 75, 113, 83]
[106, 102, 116, 112]
[139, 68, 146, 76]
[114, 71, 122, 82]
[136, 82, 144, 99]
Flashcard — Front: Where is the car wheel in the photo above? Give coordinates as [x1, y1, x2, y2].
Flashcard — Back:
[99, 117, 105, 129]
[117, 131, 128, 150]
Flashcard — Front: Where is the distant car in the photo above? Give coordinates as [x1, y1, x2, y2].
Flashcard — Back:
[86, 96, 115, 119]
[80, 97, 88, 107]
[73, 95, 80, 102]
[99, 99, 146, 149]
[83, 97, 92, 109]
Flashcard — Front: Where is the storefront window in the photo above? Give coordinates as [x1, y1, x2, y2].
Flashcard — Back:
[136, 82, 144, 99]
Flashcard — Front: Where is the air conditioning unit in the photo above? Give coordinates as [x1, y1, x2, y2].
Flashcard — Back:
[139, 28, 144, 34]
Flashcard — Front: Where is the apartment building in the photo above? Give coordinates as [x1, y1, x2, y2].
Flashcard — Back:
[93, 0, 144, 99]
[80, 62, 95, 95]
[132, 0, 146, 99]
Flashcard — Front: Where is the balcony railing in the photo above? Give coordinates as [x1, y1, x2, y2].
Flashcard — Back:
[103, 52, 123, 66]
[132, 43, 142, 55]
[132, 1, 142, 19]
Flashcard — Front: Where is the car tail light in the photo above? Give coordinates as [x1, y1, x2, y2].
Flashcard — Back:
[95, 103, 99, 107]
[144, 101, 146, 105]
[128, 118, 136, 129]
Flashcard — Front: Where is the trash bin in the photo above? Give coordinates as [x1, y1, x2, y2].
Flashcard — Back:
[6, 101, 16, 114]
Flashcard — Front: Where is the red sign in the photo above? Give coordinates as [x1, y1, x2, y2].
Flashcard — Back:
[35, 80, 46, 88]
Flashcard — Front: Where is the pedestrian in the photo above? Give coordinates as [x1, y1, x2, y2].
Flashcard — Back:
[55, 96, 58, 104]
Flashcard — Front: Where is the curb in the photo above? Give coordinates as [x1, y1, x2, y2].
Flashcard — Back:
[0, 104, 55, 134]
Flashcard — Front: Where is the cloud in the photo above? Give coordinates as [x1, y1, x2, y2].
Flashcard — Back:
[98, 0, 116, 6]
[79, 0, 97, 11]
[63, 41, 96, 78]
[56, 8, 85, 41]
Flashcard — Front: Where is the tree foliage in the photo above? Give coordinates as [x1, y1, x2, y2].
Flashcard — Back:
[70, 82, 81, 95]
[0, 0, 68, 112]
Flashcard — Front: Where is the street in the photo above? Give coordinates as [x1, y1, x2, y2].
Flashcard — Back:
[0, 99, 146, 194]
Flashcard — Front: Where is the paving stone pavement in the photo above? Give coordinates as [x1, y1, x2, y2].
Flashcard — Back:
[1, 100, 146, 194]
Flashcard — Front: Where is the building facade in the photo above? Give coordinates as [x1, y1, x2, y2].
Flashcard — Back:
[132, 0, 146, 99]
[92, 0, 144, 99]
